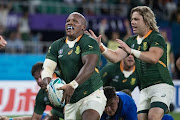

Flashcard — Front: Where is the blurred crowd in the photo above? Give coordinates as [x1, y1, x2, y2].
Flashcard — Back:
[0, 0, 180, 78]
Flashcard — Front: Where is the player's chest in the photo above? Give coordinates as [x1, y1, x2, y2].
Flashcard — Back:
[57, 44, 81, 61]
[130, 39, 150, 51]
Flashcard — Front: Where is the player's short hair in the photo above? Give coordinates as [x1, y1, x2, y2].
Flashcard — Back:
[31, 62, 43, 77]
[121, 89, 132, 97]
[103, 86, 117, 100]
[130, 6, 159, 32]
[70, 12, 87, 26]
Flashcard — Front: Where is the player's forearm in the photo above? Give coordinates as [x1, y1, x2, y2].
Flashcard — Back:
[100, 43, 127, 63]
[41, 59, 57, 80]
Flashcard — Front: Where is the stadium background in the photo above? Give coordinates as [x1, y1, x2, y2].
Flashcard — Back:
[0, 0, 180, 119]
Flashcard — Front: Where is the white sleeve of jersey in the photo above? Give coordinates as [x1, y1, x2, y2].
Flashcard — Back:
[41, 58, 57, 80]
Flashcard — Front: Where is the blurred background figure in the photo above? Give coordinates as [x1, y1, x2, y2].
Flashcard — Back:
[160, 30, 175, 78]
[6, 31, 24, 53]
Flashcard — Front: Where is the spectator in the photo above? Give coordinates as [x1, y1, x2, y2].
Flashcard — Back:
[18, 11, 31, 41]
[6, 31, 24, 53]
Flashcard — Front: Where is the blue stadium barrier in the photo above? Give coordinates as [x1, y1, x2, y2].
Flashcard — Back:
[0, 54, 45, 80]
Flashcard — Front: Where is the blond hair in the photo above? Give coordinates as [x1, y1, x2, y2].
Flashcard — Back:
[131, 6, 159, 32]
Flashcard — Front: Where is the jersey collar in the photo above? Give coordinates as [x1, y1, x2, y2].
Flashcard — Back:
[137, 30, 152, 40]
[65, 35, 83, 43]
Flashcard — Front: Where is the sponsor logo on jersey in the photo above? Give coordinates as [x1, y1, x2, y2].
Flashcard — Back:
[155, 42, 159, 45]
[58, 49, 63, 58]
[143, 42, 148, 51]
[75, 46, 81, 54]
[83, 91, 88, 95]
[112, 76, 119, 82]
[68, 49, 73, 55]
[122, 79, 127, 83]
[130, 78, 136, 85]
[161, 94, 166, 97]
[48, 46, 51, 53]
[88, 45, 93, 49]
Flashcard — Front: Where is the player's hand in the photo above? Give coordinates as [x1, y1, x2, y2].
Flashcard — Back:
[116, 39, 131, 54]
[85, 29, 102, 46]
[0, 36, 7, 49]
[57, 84, 75, 104]
[0, 116, 9, 120]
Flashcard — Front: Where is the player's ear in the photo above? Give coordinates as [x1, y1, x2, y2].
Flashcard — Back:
[82, 25, 86, 31]
[116, 96, 119, 103]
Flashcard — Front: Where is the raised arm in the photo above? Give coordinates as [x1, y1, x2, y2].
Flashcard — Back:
[87, 30, 128, 63]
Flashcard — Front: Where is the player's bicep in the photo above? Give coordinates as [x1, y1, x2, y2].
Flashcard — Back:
[149, 47, 164, 59]
[82, 54, 98, 67]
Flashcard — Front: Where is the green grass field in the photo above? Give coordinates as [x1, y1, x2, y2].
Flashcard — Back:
[7, 112, 180, 120]
[169, 112, 180, 120]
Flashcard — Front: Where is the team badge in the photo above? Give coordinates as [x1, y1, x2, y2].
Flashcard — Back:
[143, 42, 148, 51]
[130, 78, 136, 85]
[75, 46, 81, 54]
[58, 49, 63, 58]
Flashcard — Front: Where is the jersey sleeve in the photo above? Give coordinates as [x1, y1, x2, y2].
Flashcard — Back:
[46, 40, 62, 63]
[100, 64, 112, 86]
[34, 90, 46, 115]
[81, 36, 100, 57]
[150, 34, 166, 51]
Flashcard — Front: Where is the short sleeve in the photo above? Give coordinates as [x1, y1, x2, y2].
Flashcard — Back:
[81, 36, 100, 57]
[150, 34, 166, 51]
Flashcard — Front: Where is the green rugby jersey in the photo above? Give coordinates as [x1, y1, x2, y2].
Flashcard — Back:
[125, 30, 174, 89]
[100, 61, 139, 91]
[34, 89, 64, 118]
[46, 34, 103, 103]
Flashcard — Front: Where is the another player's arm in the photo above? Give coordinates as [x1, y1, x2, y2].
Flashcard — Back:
[116, 39, 164, 64]
[87, 29, 128, 63]
[100, 46, 128, 63]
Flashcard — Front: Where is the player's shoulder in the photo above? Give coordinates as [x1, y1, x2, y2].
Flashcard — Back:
[125, 35, 138, 44]
[150, 31, 164, 39]
[53, 37, 66, 44]
[80, 34, 98, 43]
[36, 89, 46, 98]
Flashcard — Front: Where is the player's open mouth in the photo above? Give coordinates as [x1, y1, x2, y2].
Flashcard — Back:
[67, 26, 74, 30]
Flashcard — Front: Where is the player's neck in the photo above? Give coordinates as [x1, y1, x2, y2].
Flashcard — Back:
[138, 28, 150, 38]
